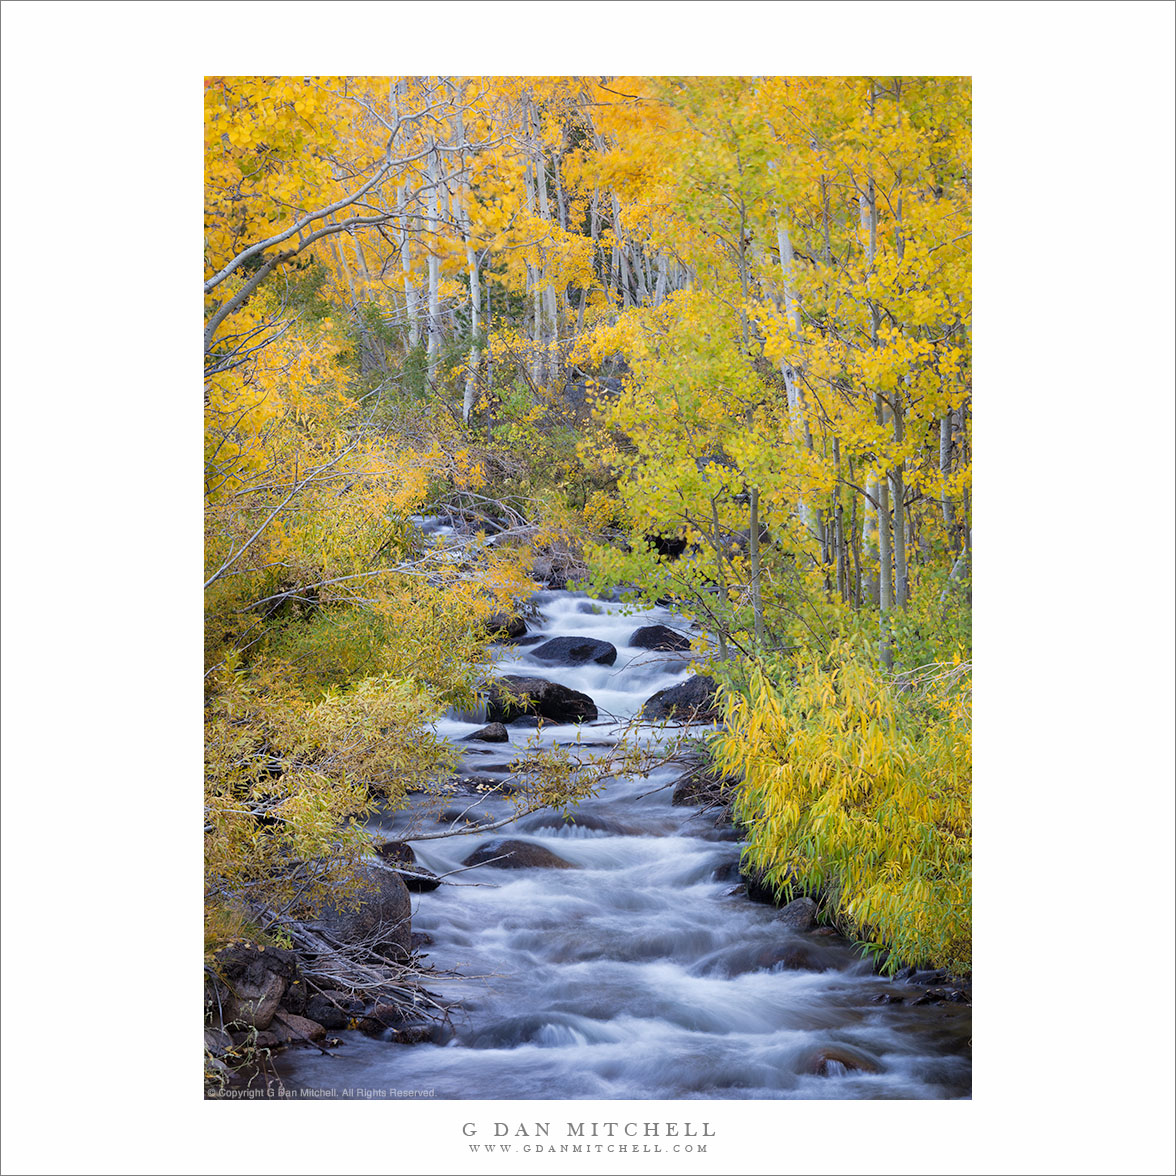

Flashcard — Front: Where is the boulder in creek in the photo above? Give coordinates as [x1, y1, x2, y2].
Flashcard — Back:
[210, 941, 299, 1031]
[629, 624, 692, 652]
[483, 675, 598, 724]
[462, 838, 578, 871]
[374, 841, 441, 892]
[779, 896, 818, 932]
[530, 635, 617, 666]
[641, 674, 720, 722]
[462, 722, 510, 743]
[483, 611, 527, 640]
[310, 863, 412, 959]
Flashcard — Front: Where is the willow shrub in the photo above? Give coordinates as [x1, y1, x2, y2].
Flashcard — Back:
[714, 638, 972, 975]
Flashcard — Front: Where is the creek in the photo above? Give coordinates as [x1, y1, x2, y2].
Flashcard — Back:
[275, 532, 971, 1099]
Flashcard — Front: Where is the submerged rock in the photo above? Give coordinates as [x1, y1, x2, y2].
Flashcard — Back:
[641, 675, 720, 722]
[462, 838, 578, 870]
[530, 635, 617, 666]
[806, 1045, 881, 1076]
[483, 675, 598, 724]
[629, 624, 691, 652]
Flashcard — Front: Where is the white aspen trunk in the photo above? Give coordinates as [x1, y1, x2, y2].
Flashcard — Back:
[634, 244, 651, 305]
[533, 100, 558, 381]
[654, 255, 668, 306]
[521, 101, 543, 388]
[454, 108, 481, 423]
[776, 210, 819, 541]
[398, 184, 421, 348]
[611, 194, 632, 309]
[426, 143, 442, 386]
[863, 475, 880, 606]
[940, 411, 955, 526]
[391, 82, 421, 350]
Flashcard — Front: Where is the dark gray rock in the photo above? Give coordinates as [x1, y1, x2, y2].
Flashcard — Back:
[629, 624, 691, 652]
[305, 991, 364, 1030]
[641, 675, 720, 722]
[311, 864, 412, 959]
[373, 840, 439, 891]
[484, 675, 598, 724]
[484, 611, 527, 639]
[530, 635, 617, 666]
[779, 896, 818, 931]
[462, 722, 510, 743]
[462, 838, 577, 871]
[211, 942, 299, 1031]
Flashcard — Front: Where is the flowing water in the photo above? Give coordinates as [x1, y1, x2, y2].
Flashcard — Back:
[276, 528, 972, 1100]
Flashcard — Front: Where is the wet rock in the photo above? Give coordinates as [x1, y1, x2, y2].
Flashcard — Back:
[806, 1046, 881, 1076]
[519, 811, 640, 836]
[305, 992, 363, 1030]
[871, 992, 903, 1005]
[911, 988, 948, 1006]
[629, 624, 691, 652]
[507, 714, 542, 728]
[438, 808, 480, 824]
[512, 634, 545, 647]
[484, 611, 527, 640]
[374, 845, 441, 893]
[462, 722, 510, 743]
[484, 675, 598, 724]
[530, 635, 617, 666]
[391, 1024, 435, 1045]
[760, 943, 818, 971]
[641, 675, 720, 722]
[411, 931, 435, 949]
[311, 864, 412, 959]
[462, 838, 578, 870]
[779, 897, 818, 932]
[911, 968, 949, 987]
[711, 860, 742, 883]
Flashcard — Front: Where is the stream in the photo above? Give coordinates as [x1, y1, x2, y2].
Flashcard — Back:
[275, 530, 972, 1100]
